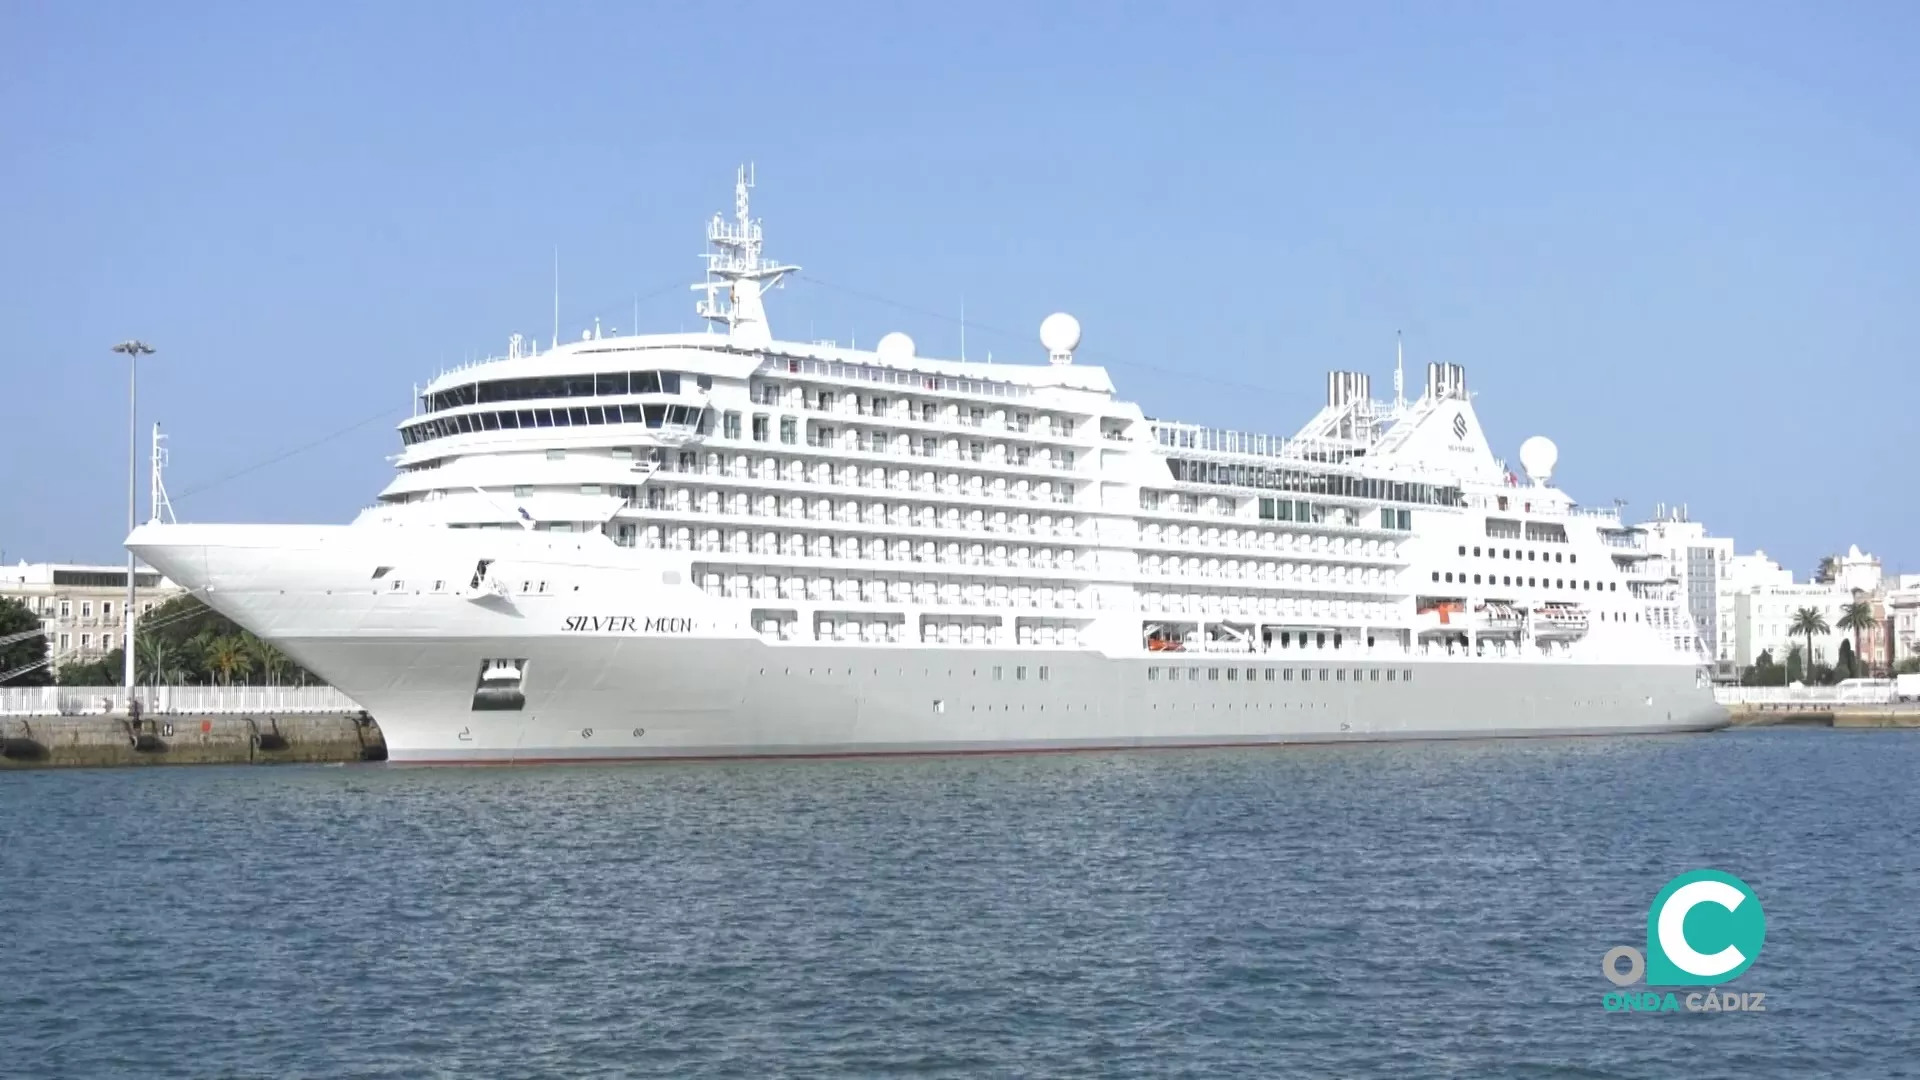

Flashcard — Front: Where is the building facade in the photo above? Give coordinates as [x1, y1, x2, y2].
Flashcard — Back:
[1731, 582, 1856, 672]
[1887, 574, 1920, 668]
[0, 562, 184, 675]
[1636, 510, 1733, 674]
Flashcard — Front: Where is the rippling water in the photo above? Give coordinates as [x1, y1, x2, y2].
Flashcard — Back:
[3, 728, 1917, 1078]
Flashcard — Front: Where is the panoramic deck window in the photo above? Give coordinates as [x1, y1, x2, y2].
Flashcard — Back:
[423, 370, 687, 413]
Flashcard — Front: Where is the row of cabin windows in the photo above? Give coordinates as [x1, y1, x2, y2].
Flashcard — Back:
[753, 384, 1076, 436]
[1171, 460, 1462, 508]
[730, 412, 1074, 467]
[1460, 544, 1575, 564]
[402, 403, 705, 445]
[1435, 571, 1616, 591]
[423, 371, 709, 412]
[1255, 498, 1412, 531]
[1147, 666, 1412, 683]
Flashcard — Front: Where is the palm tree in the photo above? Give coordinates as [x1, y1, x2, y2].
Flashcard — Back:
[241, 632, 289, 687]
[1836, 599, 1879, 677]
[1815, 555, 1839, 584]
[1787, 607, 1830, 682]
[205, 635, 254, 686]
[134, 634, 183, 686]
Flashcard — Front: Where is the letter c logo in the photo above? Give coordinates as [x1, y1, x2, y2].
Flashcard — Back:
[1657, 880, 1747, 978]
[1644, 870, 1765, 986]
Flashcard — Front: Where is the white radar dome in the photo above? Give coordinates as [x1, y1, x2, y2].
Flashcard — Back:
[876, 332, 915, 359]
[1518, 435, 1559, 485]
[1040, 312, 1081, 364]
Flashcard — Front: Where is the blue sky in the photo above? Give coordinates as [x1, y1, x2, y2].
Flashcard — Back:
[2, 0, 1914, 578]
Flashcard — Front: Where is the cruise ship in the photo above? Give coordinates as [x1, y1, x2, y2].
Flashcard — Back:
[127, 169, 1724, 763]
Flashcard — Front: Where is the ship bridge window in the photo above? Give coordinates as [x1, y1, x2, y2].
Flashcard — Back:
[371, 566, 393, 579]
[597, 372, 629, 395]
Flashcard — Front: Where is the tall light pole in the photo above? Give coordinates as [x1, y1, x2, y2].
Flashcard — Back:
[111, 340, 154, 701]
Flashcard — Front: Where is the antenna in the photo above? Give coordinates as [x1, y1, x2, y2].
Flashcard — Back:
[691, 164, 799, 346]
[1394, 331, 1405, 411]
[148, 423, 176, 525]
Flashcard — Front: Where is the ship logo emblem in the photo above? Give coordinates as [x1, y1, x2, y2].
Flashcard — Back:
[1452, 412, 1469, 440]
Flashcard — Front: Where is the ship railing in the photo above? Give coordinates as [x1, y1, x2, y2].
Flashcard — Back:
[625, 500, 1087, 539]
[1714, 685, 1897, 707]
[794, 398, 1076, 439]
[1149, 423, 1353, 462]
[761, 357, 1034, 400]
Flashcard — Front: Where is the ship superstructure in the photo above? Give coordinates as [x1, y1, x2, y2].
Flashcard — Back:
[128, 169, 1723, 762]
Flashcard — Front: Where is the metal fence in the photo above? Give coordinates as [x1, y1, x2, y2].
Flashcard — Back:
[1713, 685, 1897, 707]
[0, 685, 364, 717]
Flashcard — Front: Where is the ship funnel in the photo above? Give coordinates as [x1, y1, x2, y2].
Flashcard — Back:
[1326, 371, 1371, 408]
[1425, 362, 1468, 402]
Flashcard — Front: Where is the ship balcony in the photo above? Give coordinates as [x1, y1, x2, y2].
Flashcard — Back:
[1135, 592, 1396, 625]
[641, 460, 1079, 508]
[796, 434, 1081, 473]
[1135, 563, 1402, 594]
[644, 537, 1096, 580]
[700, 574, 1106, 612]
[1133, 531, 1403, 566]
[1133, 499, 1408, 539]
[760, 355, 1042, 407]
[625, 504, 1085, 545]
[790, 398, 1090, 447]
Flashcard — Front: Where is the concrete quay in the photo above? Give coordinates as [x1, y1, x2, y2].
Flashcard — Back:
[0, 712, 386, 769]
[1725, 704, 1920, 729]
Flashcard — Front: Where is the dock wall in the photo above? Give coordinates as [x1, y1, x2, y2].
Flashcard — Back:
[0, 713, 386, 769]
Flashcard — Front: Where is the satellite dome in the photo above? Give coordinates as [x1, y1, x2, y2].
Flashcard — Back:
[1518, 435, 1559, 485]
[876, 332, 915, 359]
[1040, 312, 1081, 363]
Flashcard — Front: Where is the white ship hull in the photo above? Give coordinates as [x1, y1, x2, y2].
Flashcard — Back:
[128, 524, 1726, 764]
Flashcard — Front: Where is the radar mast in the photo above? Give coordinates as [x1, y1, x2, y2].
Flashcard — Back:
[692, 164, 799, 346]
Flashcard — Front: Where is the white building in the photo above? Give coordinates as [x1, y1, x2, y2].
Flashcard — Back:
[1711, 549, 1790, 676]
[1730, 581, 1855, 671]
[0, 561, 184, 675]
[1831, 544, 1883, 594]
[1886, 573, 1920, 667]
[1635, 508, 1733, 672]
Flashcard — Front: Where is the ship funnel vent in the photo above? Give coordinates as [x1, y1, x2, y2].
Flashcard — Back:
[1326, 371, 1372, 408]
[1425, 362, 1468, 402]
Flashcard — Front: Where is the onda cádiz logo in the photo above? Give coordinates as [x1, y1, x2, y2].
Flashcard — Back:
[1451, 412, 1469, 440]
[1600, 869, 1768, 1014]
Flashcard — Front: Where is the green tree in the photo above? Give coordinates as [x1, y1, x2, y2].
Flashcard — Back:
[1895, 656, 1920, 676]
[55, 647, 123, 687]
[204, 635, 253, 686]
[1815, 555, 1839, 584]
[135, 634, 184, 686]
[1785, 643, 1805, 685]
[1836, 600, 1879, 676]
[0, 596, 53, 687]
[241, 632, 292, 687]
[1788, 608, 1829, 682]
[1834, 639, 1856, 682]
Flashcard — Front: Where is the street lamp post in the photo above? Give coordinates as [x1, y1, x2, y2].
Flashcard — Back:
[111, 340, 154, 702]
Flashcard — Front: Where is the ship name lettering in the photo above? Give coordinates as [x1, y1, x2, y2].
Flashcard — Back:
[563, 615, 637, 633]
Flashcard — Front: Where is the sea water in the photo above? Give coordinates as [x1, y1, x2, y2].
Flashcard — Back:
[2, 728, 1915, 1078]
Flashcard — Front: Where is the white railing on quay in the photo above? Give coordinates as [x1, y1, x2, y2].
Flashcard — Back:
[1713, 685, 1897, 707]
[0, 685, 365, 718]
